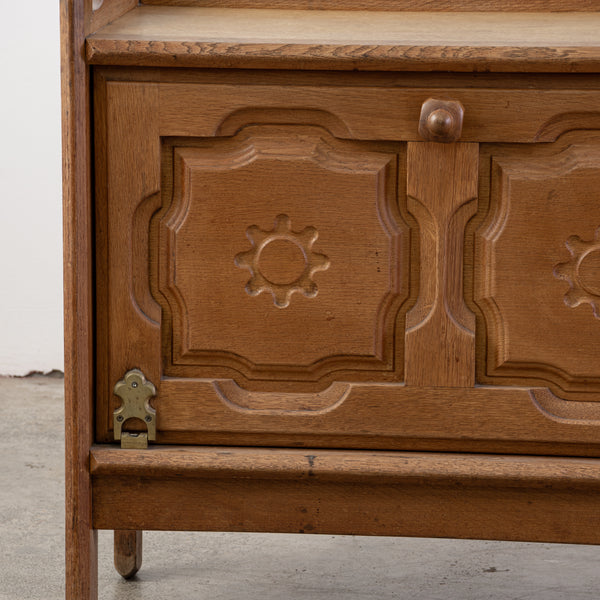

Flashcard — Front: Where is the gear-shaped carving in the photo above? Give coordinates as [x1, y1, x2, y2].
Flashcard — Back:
[235, 214, 330, 308]
[554, 227, 600, 319]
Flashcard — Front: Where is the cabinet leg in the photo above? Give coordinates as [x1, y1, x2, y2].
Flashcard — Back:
[66, 528, 98, 599]
[114, 530, 143, 579]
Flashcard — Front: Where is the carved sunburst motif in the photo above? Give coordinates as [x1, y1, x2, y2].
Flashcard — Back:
[234, 214, 330, 308]
[554, 227, 600, 319]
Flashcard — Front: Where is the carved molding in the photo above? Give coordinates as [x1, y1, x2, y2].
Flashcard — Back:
[475, 142, 600, 393]
[213, 380, 351, 415]
[554, 226, 600, 319]
[531, 388, 600, 424]
[235, 214, 330, 308]
[131, 192, 162, 325]
[155, 379, 600, 450]
[155, 126, 410, 388]
[534, 112, 600, 143]
[405, 142, 478, 387]
[217, 108, 352, 139]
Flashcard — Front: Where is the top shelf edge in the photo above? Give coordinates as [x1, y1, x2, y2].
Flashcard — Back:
[86, 6, 600, 73]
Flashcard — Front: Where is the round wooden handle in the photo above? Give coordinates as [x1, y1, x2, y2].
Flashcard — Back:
[418, 99, 464, 143]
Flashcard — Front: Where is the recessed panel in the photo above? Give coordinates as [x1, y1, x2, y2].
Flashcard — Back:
[155, 127, 409, 389]
[475, 140, 600, 395]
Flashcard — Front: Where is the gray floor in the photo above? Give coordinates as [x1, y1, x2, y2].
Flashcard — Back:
[2, 376, 600, 600]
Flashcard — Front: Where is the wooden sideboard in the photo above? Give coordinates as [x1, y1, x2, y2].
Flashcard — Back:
[62, 1, 600, 598]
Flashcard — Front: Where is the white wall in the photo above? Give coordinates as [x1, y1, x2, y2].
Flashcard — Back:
[0, 3, 64, 375]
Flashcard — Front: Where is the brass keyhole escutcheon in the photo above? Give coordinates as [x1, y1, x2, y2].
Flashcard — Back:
[113, 369, 157, 449]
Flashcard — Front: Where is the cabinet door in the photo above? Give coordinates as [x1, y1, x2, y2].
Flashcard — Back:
[95, 70, 600, 453]
[96, 74, 416, 449]
[473, 133, 600, 401]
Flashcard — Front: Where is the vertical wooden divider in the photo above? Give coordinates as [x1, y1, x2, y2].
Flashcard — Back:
[405, 142, 478, 387]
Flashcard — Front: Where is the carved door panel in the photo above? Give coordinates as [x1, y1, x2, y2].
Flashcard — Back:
[157, 130, 407, 389]
[96, 77, 417, 449]
[472, 132, 600, 407]
[95, 71, 600, 454]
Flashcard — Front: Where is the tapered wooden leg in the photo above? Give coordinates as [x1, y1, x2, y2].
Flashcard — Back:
[114, 530, 143, 579]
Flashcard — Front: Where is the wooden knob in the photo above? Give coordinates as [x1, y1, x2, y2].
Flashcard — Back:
[419, 99, 464, 143]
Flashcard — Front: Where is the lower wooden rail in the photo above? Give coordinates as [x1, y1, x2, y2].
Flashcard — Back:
[91, 446, 600, 544]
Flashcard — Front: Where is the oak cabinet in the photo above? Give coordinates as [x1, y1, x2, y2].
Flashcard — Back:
[62, 2, 600, 598]
[94, 71, 600, 454]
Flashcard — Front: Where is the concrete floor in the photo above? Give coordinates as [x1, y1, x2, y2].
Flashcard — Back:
[2, 376, 600, 600]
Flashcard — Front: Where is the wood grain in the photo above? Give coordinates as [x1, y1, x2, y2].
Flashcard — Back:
[157, 82, 600, 144]
[474, 135, 600, 396]
[94, 65, 600, 89]
[61, 0, 98, 598]
[63, 1, 141, 596]
[95, 81, 162, 440]
[68, 1, 600, 595]
[157, 130, 407, 388]
[114, 530, 142, 579]
[94, 73, 600, 452]
[533, 388, 600, 422]
[91, 446, 600, 544]
[405, 143, 478, 387]
[87, 7, 600, 72]
[140, 0, 598, 10]
[90, 446, 600, 488]
[92, 476, 600, 544]
[146, 382, 600, 453]
[89, 0, 137, 33]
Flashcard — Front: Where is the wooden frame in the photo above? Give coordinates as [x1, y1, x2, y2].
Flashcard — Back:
[91, 446, 600, 544]
[139, 0, 599, 11]
[63, 2, 600, 599]
[61, 1, 137, 597]
[61, 0, 96, 596]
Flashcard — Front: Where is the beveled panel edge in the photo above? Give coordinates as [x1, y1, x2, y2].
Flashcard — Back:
[151, 381, 600, 451]
[472, 141, 600, 396]
[155, 128, 410, 387]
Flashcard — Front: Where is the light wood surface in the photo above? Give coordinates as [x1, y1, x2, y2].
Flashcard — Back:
[87, 6, 600, 72]
[61, 0, 97, 598]
[405, 142, 478, 387]
[91, 446, 600, 544]
[94, 70, 600, 454]
[141, 0, 599, 10]
[64, 1, 600, 596]
[90, 0, 137, 33]
[62, 1, 137, 597]
[475, 135, 600, 396]
[90, 446, 600, 488]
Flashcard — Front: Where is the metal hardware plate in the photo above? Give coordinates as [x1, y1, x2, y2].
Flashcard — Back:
[113, 369, 156, 449]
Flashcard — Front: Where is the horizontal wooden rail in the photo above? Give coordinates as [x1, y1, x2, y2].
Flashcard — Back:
[91, 446, 600, 490]
[91, 446, 600, 543]
[86, 7, 600, 72]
